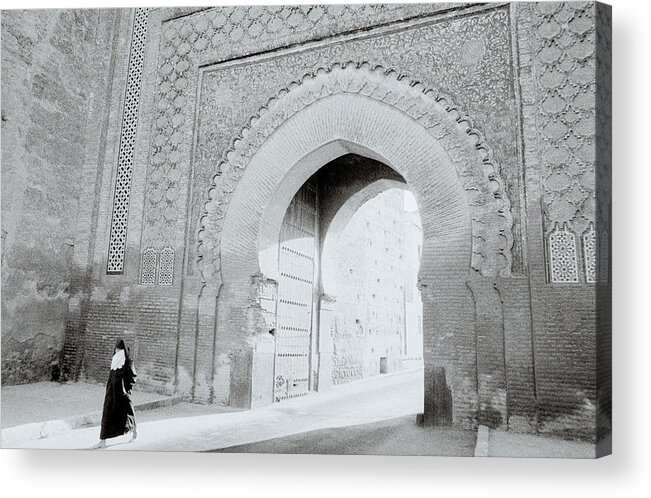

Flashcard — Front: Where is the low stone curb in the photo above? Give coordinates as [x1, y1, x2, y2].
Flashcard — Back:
[1, 396, 183, 448]
[474, 425, 490, 457]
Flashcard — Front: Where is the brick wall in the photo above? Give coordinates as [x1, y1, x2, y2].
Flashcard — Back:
[82, 284, 180, 394]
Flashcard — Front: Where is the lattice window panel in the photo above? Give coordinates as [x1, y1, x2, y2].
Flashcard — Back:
[140, 248, 157, 285]
[548, 223, 579, 283]
[107, 8, 150, 274]
[158, 247, 175, 286]
[583, 223, 596, 283]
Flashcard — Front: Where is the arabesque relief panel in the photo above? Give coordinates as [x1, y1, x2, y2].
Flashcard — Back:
[141, 5, 524, 277]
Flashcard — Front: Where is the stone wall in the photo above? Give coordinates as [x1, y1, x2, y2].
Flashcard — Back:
[1, 9, 118, 384]
[331, 187, 422, 384]
[515, 1, 607, 440]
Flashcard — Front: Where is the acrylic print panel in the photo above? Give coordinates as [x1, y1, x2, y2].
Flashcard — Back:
[0, 2, 611, 458]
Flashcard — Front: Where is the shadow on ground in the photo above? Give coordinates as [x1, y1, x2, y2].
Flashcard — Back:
[210, 415, 476, 456]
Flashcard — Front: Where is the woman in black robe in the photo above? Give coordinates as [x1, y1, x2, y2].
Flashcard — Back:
[94, 339, 137, 448]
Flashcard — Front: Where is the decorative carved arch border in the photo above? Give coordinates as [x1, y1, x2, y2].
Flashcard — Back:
[197, 62, 514, 284]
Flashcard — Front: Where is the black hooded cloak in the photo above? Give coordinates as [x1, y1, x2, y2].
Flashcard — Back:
[99, 340, 137, 440]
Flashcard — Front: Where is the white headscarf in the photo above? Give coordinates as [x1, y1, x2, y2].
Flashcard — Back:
[111, 349, 126, 370]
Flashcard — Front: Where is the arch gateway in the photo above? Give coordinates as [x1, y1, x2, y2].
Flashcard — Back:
[197, 62, 514, 427]
[1, 3, 610, 442]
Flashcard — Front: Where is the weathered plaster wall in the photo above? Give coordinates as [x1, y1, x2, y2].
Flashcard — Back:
[60, 8, 187, 395]
[330, 187, 421, 384]
[1, 9, 116, 384]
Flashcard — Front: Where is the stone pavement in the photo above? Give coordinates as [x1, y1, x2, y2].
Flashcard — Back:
[1, 381, 178, 446]
[485, 429, 596, 459]
[3, 369, 432, 452]
[212, 414, 476, 456]
[1, 369, 597, 457]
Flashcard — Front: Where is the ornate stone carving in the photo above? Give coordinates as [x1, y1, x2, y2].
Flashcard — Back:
[190, 6, 520, 274]
[141, 5, 524, 276]
[158, 247, 175, 286]
[531, 2, 597, 274]
[140, 247, 157, 285]
[581, 222, 609, 284]
[196, 63, 514, 284]
[142, 4, 453, 251]
[107, 8, 150, 274]
[548, 223, 579, 283]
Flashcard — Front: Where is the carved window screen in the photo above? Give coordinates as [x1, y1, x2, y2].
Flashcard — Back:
[158, 247, 175, 286]
[140, 248, 157, 285]
[548, 223, 579, 283]
[107, 8, 150, 274]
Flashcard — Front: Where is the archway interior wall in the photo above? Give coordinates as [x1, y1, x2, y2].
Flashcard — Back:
[318, 177, 423, 390]
[261, 149, 407, 285]
[320, 176, 408, 298]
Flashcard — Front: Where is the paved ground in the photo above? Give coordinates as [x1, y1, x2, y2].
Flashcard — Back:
[1, 381, 168, 428]
[8, 369, 452, 453]
[1, 369, 596, 457]
[213, 415, 475, 456]
[487, 430, 596, 459]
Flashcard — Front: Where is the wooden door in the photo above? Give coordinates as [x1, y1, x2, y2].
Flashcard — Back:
[274, 183, 317, 401]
